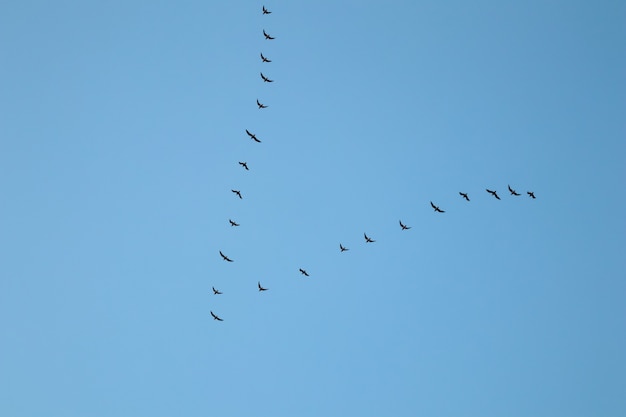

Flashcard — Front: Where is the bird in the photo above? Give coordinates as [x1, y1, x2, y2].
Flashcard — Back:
[399, 220, 411, 230]
[340, 243, 349, 252]
[260, 52, 271, 63]
[486, 189, 501, 200]
[459, 192, 470, 201]
[508, 185, 521, 196]
[260, 72, 274, 83]
[262, 5, 271, 14]
[299, 268, 309, 277]
[212, 287, 222, 295]
[263, 29, 275, 40]
[219, 250, 233, 262]
[364, 233, 375, 243]
[210, 311, 223, 321]
[238, 161, 249, 170]
[229, 219, 240, 227]
[527, 191, 536, 199]
[256, 99, 268, 109]
[245, 129, 261, 143]
[231, 189, 243, 199]
[258, 281, 268, 291]
[430, 201, 445, 213]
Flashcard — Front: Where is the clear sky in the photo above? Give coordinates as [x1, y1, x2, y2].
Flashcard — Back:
[1, 1, 625, 416]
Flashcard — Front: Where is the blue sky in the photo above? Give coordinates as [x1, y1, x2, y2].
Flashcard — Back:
[1, 1, 625, 416]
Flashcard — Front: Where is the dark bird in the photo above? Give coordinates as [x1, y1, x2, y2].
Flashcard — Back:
[258, 281, 268, 292]
[262, 5, 272, 14]
[299, 268, 309, 277]
[229, 219, 240, 227]
[399, 220, 411, 230]
[263, 29, 275, 40]
[260, 72, 274, 83]
[340, 243, 349, 252]
[364, 233, 375, 243]
[238, 161, 249, 170]
[527, 191, 536, 199]
[231, 189, 243, 199]
[219, 250, 233, 262]
[210, 311, 223, 321]
[486, 189, 501, 200]
[245, 129, 261, 143]
[508, 185, 521, 196]
[459, 192, 470, 201]
[430, 201, 445, 213]
[256, 99, 268, 109]
[260, 52, 271, 63]
[212, 286, 222, 295]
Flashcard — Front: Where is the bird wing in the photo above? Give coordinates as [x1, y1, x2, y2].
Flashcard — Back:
[430, 201, 436, 209]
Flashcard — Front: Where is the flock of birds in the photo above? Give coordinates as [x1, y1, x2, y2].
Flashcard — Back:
[210, 6, 537, 323]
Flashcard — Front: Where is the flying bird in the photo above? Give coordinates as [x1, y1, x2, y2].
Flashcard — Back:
[364, 233, 375, 243]
[459, 192, 470, 201]
[263, 29, 275, 40]
[260, 52, 271, 63]
[231, 189, 243, 199]
[260, 72, 274, 83]
[430, 201, 445, 213]
[210, 311, 223, 321]
[299, 268, 309, 277]
[486, 189, 501, 200]
[229, 219, 240, 227]
[219, 250, 233, 262]
[256, 99, 268, 109]
[340, 243, 349, 252]
[212, 286, 222, 295]
[262, 5, 272, 14]
[258, 281, 268, 292]
[399, 220, 411, 230]
[238, 161, 249, 170]
[508, 185, 521, 196]
[245, 129, 261, 143]
[527, 191, 536, 199]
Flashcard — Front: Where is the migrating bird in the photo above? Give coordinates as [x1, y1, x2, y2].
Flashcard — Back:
[238, 161, 249, 170]
[260, 52, 271, 63]
[399, 220, 411, 230]
[527, 191, 536, 199]
[260, 72, 274, 83]
[486, 189, 501, 200]
[229, 219, 240, 227]
[212, 287, 222, 295]
[459, 192, 470, 201]
[430, 201, 445, 213]
[258, 281, 268, 292]
[263, 29, 275, 40]
[245, 129, 261, 143]
[299, 268, 309, 277]
[219, 250, 234, 262]
[340, 243, 349, 252]
[210, 311, 223, 321]
[364, 233, 375, 243]
[262, 5, 272, 14]
[231, 189, 243, 199]
[256, 99, 268, 109]
[508, 185, 521, 196]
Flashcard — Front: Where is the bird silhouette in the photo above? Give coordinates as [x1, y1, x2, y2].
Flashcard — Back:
[486, 189, 501, 200]
[262, 5, 271, 15]
[210, 311, 223, 321]
[238, 161, 249, 170]
[364, 233, 375, 243]
[508, 185, 521, 196]
[219, 251, 233, 262]
[527, 191, 536, 199]
[260, 72, 274, 83]
[229, 219, 240, 227]
[258, 281, 268, 291]
[212, 287, 222, 295]
[263, 29, 275, 40]
[399, 220, 411, 230]
[245, 129, 261, 143]
[231, 189, 243, 199]
[256, 99, 268, 109]
[340, 243, 349, 252]
[260, 52, 271, 63]
[459, 192, 470, 201]
[430, 201, 445, 213]
[299, 268, 309, 277]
